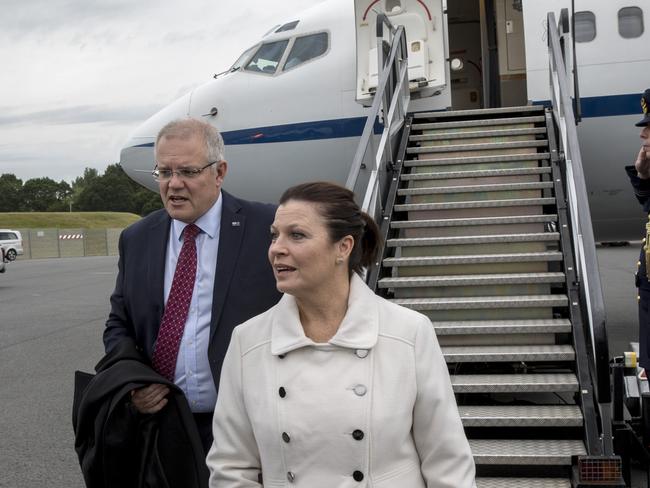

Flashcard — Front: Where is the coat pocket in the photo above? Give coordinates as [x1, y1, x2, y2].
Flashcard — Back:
[372, 459, 425, 487]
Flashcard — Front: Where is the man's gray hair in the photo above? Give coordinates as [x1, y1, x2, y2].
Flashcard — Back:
[155, 118, 225, 164]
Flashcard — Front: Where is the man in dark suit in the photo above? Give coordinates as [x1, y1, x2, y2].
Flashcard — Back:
[103, 118, 281, 451]
[625, 88, 650, 381]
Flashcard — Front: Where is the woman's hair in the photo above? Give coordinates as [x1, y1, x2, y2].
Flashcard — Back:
[279, 182, 380, 275]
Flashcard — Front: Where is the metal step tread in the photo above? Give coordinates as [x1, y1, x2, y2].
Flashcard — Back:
[391, 214, 558, 229]
[476, 478, 570, 488]
[443, 344, 575, 362]
[414, 105, 544, 119]
[411, 115, 547, 131]
[470, 439, 586, 465]
[409, 127, 547, 142]
[404, 152, 550, 167]
[434, 318, 571, 335]
[398, 181, 554, 195]
[401, 166, 552, 180]
[459, 405, 583, 427]
[394, 197, 556, 212]
[384, 251, 563, 266]
[408, 140, 548, 154]
[392, 294, 569, 310]
[379, 272, 565, 288]
[387, 232, 560, 246]
[452, 373, 579, 392]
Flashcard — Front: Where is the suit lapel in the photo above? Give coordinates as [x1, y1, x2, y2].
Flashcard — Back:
[148, 211, 171, 326]
[211, 191, 245, 340]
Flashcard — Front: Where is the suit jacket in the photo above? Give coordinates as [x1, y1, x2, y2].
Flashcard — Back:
[73, 339, 209, 488]
[207, 274, 476, 488]
[103, 190, 282, 393]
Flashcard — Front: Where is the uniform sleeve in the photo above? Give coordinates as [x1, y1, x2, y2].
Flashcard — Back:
[412, 316, 476, 488]
[207, 328, 261, 487]
[625, 165, 650, 212]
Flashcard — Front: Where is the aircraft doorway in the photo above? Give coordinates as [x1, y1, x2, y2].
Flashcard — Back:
[448, 0, 528, 110]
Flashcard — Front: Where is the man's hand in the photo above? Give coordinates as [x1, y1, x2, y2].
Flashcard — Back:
[635, 146, 650, 179]
[131, 384, 170, 414]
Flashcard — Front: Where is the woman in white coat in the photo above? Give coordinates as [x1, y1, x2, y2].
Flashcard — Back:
[207, 182, 476, 487]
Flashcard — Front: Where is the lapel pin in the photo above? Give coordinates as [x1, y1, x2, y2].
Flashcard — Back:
[231, 221, 241, 227]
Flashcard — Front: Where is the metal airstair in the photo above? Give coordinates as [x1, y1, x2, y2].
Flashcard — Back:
[381, 104, 587, 487]
[347, 10, 624, 488]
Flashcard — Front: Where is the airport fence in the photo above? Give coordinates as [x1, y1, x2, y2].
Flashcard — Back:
[15, 228, 123, 260]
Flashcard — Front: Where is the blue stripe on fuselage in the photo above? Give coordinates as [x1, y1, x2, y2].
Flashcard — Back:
[533, 93, 640, 118]
[130, 93, 641, 149]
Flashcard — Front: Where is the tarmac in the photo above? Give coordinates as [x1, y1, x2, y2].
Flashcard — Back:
[0, 247, 646, 487]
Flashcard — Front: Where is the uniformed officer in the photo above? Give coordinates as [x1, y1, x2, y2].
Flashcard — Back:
[625, 88, 650, 380]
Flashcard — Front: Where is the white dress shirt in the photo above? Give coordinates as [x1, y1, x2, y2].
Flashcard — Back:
[164, 194, 222, 412]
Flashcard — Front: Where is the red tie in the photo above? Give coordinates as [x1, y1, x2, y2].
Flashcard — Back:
[152, 223, 200, 380]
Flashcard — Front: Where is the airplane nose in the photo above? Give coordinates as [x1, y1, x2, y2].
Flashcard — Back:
[120, 91, 193, 192]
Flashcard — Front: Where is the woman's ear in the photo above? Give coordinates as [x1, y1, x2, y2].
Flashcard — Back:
[338, 235, 354, 261]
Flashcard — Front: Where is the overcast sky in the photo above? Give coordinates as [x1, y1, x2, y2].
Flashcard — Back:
[0, 0, 325, 183]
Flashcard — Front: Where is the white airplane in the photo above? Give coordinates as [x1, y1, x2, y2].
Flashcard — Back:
[119, 0, 650, 241]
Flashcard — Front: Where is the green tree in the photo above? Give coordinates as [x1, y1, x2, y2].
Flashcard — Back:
[0, 174, 24, 211]
[22, 177, 68, 211]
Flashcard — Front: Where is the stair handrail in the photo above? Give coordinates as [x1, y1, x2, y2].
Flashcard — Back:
[345, 13, 410, 228]
[547, 11, 611, 406]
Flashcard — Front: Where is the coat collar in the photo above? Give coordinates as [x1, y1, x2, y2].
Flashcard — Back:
[270, 273, 379, 355]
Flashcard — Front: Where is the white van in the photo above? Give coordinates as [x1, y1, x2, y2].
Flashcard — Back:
[0, 229, 23, 261]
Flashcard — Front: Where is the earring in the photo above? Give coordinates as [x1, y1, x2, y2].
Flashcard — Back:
[336, 257, 343, 264]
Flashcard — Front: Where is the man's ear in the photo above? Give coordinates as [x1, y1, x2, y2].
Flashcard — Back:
[215, 160, 228, 184]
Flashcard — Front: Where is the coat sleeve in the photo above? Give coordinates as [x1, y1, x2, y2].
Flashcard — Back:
[103, 230, 134, 352]
[412, 316, 476, 488]
[626, 165, 650, 213]
[207, 327, 261, 487]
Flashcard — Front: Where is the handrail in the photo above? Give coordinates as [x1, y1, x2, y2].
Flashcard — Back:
[345, 13, 410, 227]
[547, 10, 611, 408]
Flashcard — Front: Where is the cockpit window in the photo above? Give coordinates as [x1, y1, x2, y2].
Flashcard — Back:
[230, 45, 257, 72]
[276, 20, 299, 33]
[282, 32, 329, 71]
[245, 40, 289, 74]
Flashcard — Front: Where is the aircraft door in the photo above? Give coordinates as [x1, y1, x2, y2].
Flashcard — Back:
[354, 0, 450, 110]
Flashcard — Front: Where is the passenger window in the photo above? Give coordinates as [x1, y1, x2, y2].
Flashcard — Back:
[283, 32, 328, 71]
[574, 11, 596, 43]
[618, 7, 644, 39]
[245, 40, 289, 74]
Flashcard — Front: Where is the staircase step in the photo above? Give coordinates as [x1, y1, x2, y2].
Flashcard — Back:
[459, 405, 583, 427]
[411, 115, 546, 131]
[388, 232, 559, 247]
[399, 182, 554, 196]
[451, 373, 579, 393]
[470, 439, 586, 465]
[395, 197, 555, 212]
[401, 166, 552, 180]
[393, 294, 568, 311]
[414, 105, 544, 119]
[476, 478, 570, 488]
[408, 140, 548, 154]
[409, 127, 547, 142]
[434, 319, 571, 335]
[391, 214, 557, 229]
[404, 152, 550, 168]
[384, 251, 563, 267]
[379, 272, 565, 288]
[442, 345, 575, 362]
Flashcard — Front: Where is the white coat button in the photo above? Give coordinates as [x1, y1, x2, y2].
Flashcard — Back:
[287, 471, 295, 482]
[355, 349, 369, 358]
[353, 384, 367, 396]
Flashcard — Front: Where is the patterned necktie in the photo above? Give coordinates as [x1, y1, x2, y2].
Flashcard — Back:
[152, 223, 201, 380]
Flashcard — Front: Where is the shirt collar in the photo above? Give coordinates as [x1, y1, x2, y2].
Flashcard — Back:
[270, 273, 379, 355]
[171, 192, 223, 240]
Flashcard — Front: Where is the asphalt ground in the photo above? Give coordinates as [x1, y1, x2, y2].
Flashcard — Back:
[0, 247, 646, 487]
